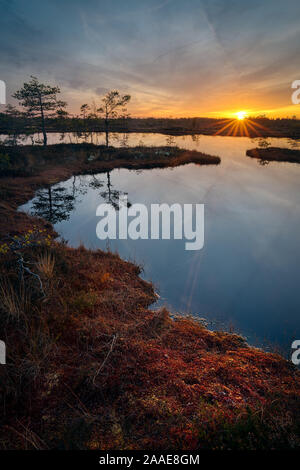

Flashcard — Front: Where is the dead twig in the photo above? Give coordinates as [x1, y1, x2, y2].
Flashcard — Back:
[92, 333, 118, 385]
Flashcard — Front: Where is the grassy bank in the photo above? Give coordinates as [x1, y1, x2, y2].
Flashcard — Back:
[0, 143, 220, 179]
[0, 144, 220, 238]
[0, 145, 299, 450]
[246, 147, 300, 164]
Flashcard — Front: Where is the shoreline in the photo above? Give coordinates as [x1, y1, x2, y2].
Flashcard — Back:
[1, 128, 300, 139]
[0, 144, 299, 449]
[1, 116, 300, 139]
[0, 144, 220, 238]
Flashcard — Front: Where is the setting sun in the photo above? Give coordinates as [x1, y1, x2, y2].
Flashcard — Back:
[236, 111, 247, 120]
[235, 111, 247, 121]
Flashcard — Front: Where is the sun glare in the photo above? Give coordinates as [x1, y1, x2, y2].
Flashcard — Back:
[236, 111, 247, 120]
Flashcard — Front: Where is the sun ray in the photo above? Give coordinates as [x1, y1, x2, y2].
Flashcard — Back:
[246, 120, 262, 136]
[214, 119, 237, 135]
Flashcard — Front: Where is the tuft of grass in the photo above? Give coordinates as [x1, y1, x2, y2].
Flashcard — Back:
[0, 279, 29, 321]
[36, 252, 55, 279]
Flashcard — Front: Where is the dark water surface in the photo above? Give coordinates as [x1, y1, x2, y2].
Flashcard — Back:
[20, 133, 300, 352]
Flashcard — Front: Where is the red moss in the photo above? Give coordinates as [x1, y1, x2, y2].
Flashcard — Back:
[1, 241, 298, 450]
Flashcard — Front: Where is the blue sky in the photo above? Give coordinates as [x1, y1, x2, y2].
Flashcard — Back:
[1, 0, 300, 116]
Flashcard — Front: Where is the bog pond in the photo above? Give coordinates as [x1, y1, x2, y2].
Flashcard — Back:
[19, 133, 300, 352]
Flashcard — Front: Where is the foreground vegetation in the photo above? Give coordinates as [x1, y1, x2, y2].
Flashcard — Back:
[0, 234, 299, 450]
[0, 144, 299, 450]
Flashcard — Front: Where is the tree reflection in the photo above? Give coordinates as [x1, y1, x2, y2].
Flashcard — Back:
[32, 169, 131, 225]
[32, 185, 76, 224]
[166, 135, 175, 146]
[89, 171, 130, 210]
[257, 138, 271, 166]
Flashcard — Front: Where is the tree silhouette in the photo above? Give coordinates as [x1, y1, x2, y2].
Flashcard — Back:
[13, 76, 66, 146]
[80, 103, 90, 120]
[97, 90, 131, 146]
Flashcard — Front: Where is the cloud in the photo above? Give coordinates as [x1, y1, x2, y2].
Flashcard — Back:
[1, 0, 300, 116]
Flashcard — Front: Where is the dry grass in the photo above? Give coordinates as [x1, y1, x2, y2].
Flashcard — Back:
[0, 279, 29, 320]
[36, 251, 55, 279]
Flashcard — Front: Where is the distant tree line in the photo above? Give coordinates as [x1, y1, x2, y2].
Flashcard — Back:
[0, 76, 300, 143]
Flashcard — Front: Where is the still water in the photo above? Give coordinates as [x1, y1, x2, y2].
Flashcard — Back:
[20, 133, 300, 352]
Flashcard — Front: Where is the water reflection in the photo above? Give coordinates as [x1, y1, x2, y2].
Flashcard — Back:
[33, 171, 131, 224]
[2, 131, 299, 158]
[19, 133, 300, 352]
[32, 185, 75, 224]
[89, 171, 130, 210]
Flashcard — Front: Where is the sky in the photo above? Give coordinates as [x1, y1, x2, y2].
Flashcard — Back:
[0, 0, 300, 118]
